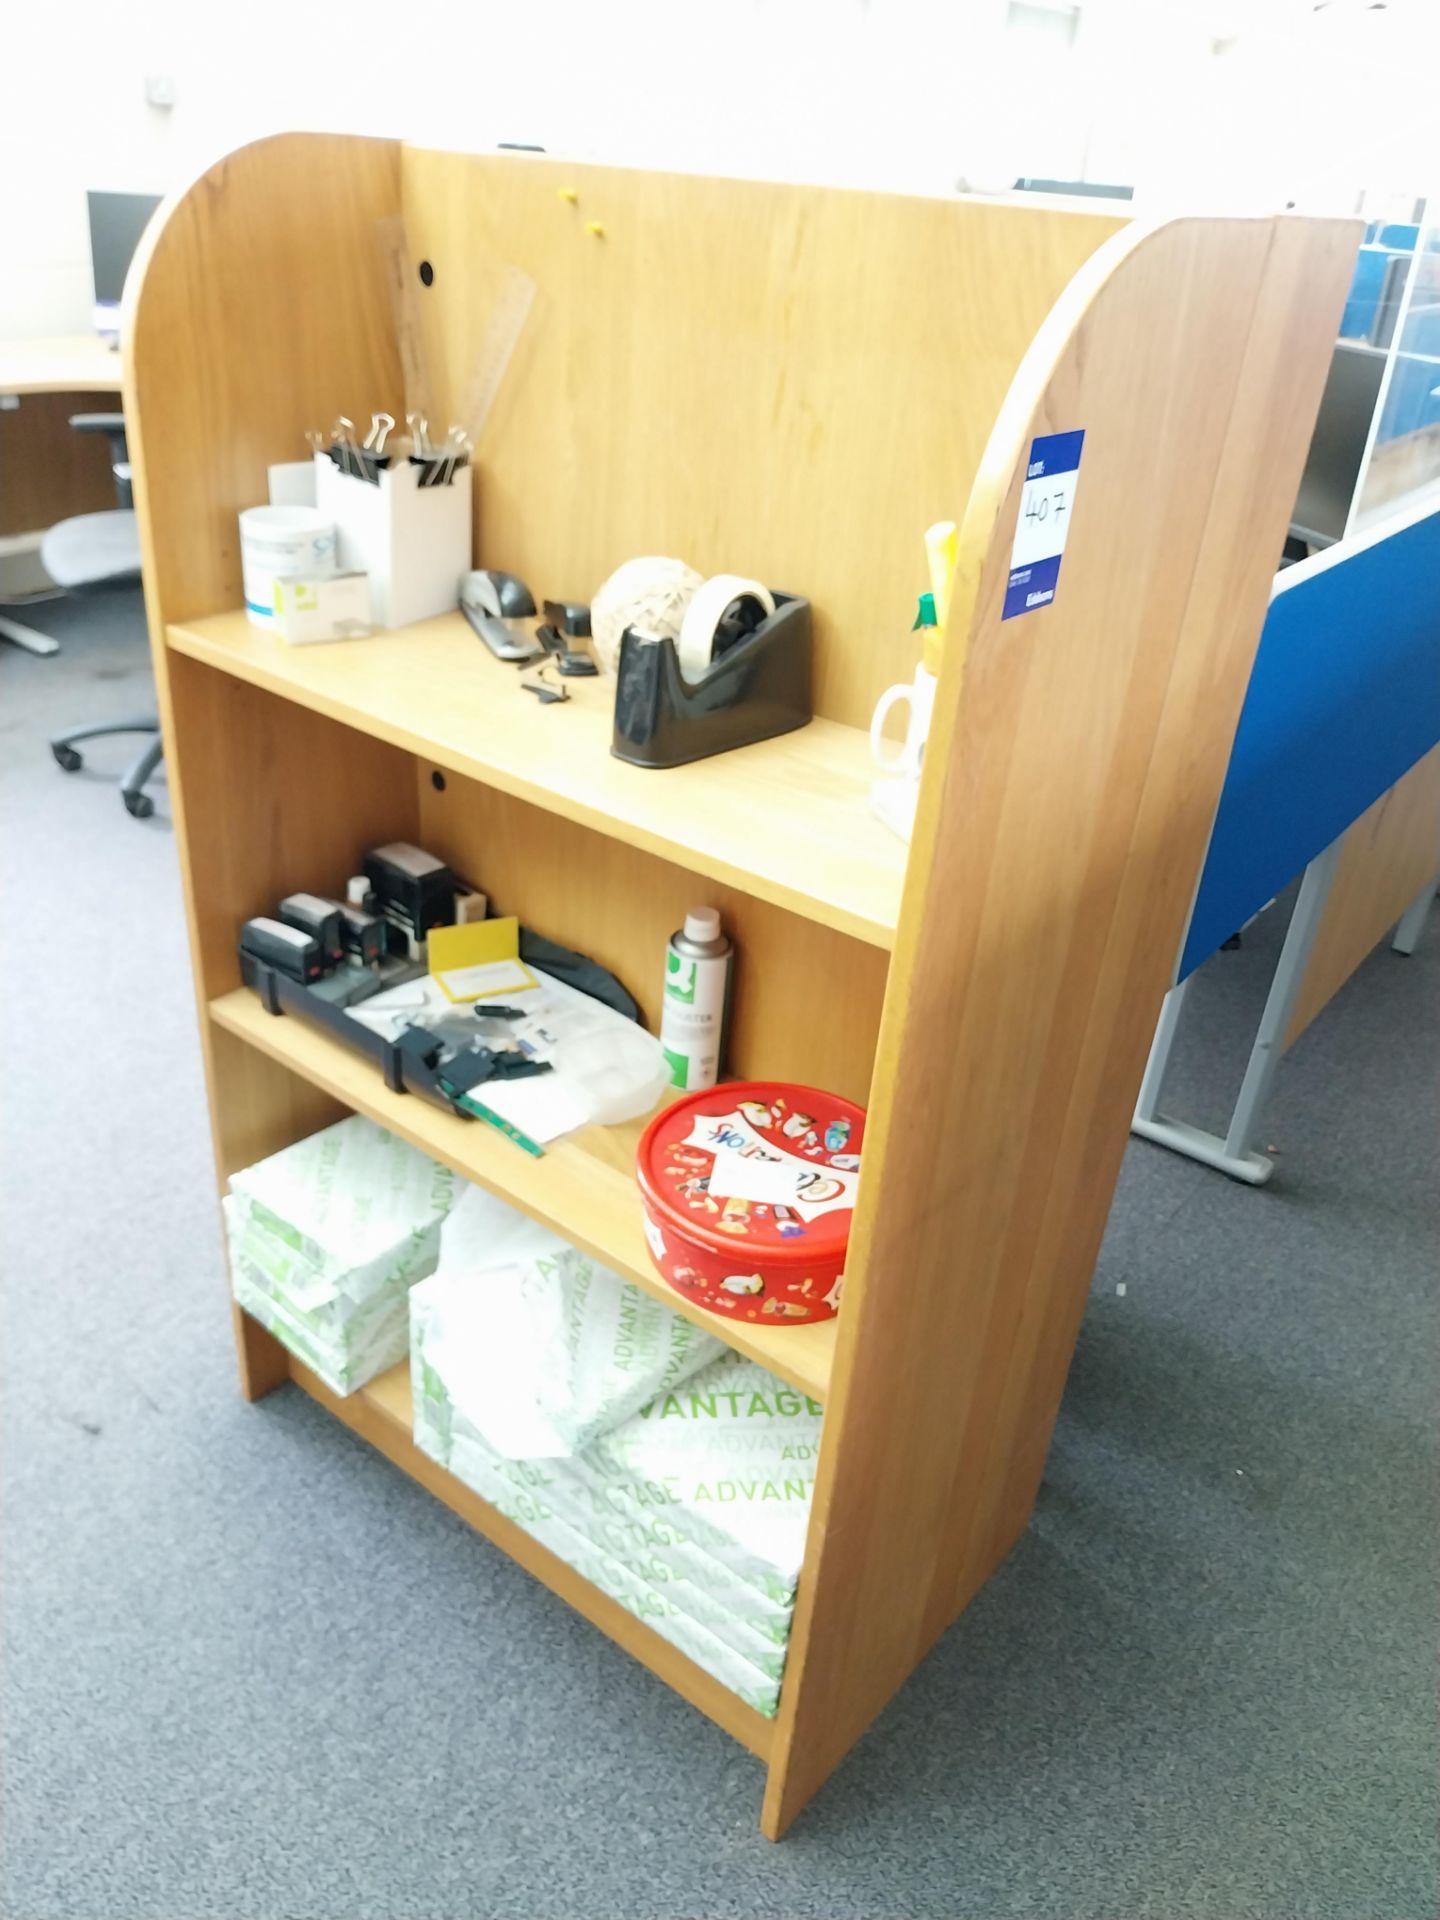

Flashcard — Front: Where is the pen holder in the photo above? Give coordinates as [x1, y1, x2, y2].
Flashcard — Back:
[315, 453, 472, 629]
[611, 592, 812, 769]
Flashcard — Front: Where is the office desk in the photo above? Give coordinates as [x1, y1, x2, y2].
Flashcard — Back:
[1, 334, 126, 538]
[0, 334, 128, 653]
[1133, 501, 1440, 1180]
[0, 334, 123, 397]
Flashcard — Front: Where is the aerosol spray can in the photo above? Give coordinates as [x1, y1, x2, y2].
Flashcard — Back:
[660, 908, 732, 1090]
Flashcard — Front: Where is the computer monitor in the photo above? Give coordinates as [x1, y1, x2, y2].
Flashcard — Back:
[87, 190, 163, 338]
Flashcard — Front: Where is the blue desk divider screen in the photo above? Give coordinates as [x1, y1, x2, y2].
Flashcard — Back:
[1179, 508, 1440, 980]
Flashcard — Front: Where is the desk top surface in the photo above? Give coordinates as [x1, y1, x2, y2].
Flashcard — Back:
[0, 334, 124, 395]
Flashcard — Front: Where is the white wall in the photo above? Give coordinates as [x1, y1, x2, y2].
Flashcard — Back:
[3, 0, 1006, 335]
[1202, 2, 1440, 216]
[4, 0, 1436, 338]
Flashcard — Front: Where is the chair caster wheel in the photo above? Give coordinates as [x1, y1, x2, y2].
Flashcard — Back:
[52, 744, 82, 773]
[124, 790, 154, 819]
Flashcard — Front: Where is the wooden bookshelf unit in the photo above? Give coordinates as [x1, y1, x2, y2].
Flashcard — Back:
[126, 134, 1355, 1836]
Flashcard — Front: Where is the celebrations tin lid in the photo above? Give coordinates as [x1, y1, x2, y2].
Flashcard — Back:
[636, 1081, 867, 1262]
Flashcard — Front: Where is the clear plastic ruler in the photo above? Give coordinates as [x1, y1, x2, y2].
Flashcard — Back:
[375, 213, 434, 423]
[456, 266, 537, 445]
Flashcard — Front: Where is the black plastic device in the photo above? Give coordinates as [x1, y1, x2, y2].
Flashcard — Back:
[611, 590, 812, 769]
[239, 920, 641, 1119]
[536, 623, 599, 677]
[363, 842, 457, 956]
[327, 897, 388, 967]
[240, 916, 323, 983]
[241, 951, 461, 1110]
[542, 598, 591, 637]
[279, 892, 345, 968]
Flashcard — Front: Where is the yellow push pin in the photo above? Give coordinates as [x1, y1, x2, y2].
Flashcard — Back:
[585, 220, 606, 238]
[557, 186, 578, 205]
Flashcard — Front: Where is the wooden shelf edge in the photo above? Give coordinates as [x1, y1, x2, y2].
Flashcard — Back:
[166, 616, 902, 952]
[284, 1354, 776, 1762]
[208, 988, 836, 1402]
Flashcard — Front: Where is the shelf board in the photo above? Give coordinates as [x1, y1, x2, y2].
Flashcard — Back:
[168, 611, 905, 949]
[285, 1354, 775, 1760]
[211, 988, 836, 1402]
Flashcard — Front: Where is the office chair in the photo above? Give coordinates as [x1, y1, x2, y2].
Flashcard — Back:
[40, 414, 164, 818]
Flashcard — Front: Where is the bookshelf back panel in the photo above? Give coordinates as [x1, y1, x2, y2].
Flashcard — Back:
[169, 655, 420, 1005]
[167, 659, 885, 1129]
[417, 766, 888, 1106]
[399, 146, 1125, 729]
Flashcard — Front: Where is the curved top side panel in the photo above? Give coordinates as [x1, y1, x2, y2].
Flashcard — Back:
[124, 132, 404, 628]
[765, 206, 1359, 1831]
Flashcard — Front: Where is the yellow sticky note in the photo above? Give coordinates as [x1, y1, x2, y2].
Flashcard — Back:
[427, 916, 537, 1002]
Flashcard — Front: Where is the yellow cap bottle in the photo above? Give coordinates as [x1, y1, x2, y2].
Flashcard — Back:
[924, 520, 959, 633]
[911, 592, 943, 676]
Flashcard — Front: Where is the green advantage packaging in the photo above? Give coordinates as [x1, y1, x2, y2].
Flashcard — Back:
[414, 1184, 723, 1458]
[224, 1114, 457, 1396]
[411, 1210, 824, 1712]
[425, 1398, 788, 1716]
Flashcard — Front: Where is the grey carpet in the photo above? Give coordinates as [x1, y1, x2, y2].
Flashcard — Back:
[1, 596, 1435, 1920]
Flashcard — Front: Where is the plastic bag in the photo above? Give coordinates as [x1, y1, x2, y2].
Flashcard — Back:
[412, 1186, 721, 1457]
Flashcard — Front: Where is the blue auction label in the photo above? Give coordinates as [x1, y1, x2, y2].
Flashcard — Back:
[1002, 427, 1085, 621]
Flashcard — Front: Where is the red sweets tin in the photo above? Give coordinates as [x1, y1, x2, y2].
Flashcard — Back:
[636, 1081, 866, 1326]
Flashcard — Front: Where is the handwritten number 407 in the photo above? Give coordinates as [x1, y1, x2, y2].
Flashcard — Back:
[1025, 489, 1068, 526]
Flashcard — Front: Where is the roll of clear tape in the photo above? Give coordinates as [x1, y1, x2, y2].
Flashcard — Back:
[590, 557, 704, 676]
[676, 575, 776, 683]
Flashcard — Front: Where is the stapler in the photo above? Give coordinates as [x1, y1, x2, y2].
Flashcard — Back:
[536, 599, 597, 676]
[459, 569, 542, 662]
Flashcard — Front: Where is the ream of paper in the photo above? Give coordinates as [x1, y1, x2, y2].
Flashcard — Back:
[412, 1187, 721, 1457]
[225, 1114, 457, 1394]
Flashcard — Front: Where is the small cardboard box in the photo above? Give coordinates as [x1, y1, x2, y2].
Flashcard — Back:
[272, 571, 373, 644]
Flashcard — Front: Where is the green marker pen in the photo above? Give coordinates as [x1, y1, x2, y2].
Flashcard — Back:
[457, 1093, 545, 1158]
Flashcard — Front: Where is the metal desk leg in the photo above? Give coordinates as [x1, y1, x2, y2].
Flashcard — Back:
[1133, 976, 1190, 1126]
[1220, 838, 1341, 1172]
[1132, 837, 1343, 1184]
[1391, 879, 1437, 956]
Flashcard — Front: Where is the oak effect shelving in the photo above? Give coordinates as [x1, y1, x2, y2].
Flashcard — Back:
[209, 986, 835, 1402]
[167, 607, 905, 949]
[127, 134, 1355, 1836]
